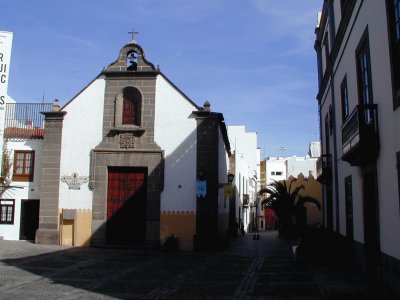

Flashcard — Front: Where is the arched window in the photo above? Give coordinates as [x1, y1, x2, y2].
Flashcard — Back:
[122, 87, 141, 126]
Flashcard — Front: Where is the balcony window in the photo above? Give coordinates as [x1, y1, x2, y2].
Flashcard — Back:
[341, 104, 379, 166]
[316, 154, 332, 184]
[395, 0, 400, 41]
[341, 75, 349, 122]
[387, 0, 400, 109]
[356, 29, 373, 109]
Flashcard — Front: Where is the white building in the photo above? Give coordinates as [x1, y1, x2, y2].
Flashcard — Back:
[227, 126, 260, 232]
[0, 31, 51, 241]
[264, 142, 320, 184]
[315, 0, 400, 291]
[265, 157, 287, 184]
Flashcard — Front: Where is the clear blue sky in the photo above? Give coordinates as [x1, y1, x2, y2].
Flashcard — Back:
[2, 0, 322, 158]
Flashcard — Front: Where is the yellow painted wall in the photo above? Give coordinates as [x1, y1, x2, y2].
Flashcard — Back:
[160, 211, 196, 251]
[59, 209, 92, 247]
[287, 174, 323, 226]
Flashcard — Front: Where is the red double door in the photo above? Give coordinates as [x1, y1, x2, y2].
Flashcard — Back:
[106, 167, 147, 245]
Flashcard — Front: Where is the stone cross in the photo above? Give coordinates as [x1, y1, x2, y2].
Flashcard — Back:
[128, 29, 139, 41]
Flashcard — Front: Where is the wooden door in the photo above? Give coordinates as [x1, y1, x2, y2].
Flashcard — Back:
[106, 167, 147, 245]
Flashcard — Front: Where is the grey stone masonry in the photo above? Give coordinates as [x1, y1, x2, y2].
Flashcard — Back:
[36, 111, 67, 245]
[90, 42, 164, 247]
[193, 111, 225, 251]
[105, 42, 156, 73]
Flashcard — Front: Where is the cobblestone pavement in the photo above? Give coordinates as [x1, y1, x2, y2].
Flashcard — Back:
[0, 231, 398, 299]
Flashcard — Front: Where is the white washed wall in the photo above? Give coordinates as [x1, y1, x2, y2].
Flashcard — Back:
[154, 75, 198, 212]
[286, 156, 317, 178]
[328, 0, 400, 259]
[364, 0, 400, 260]
[0, 139, 42, 240]
[58, 79, 105, 209]
[266, 158, 286, 184]
[218, 128, 229, 212]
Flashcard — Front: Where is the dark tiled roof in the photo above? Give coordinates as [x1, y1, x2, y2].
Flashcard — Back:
[4, 127, 45, 139]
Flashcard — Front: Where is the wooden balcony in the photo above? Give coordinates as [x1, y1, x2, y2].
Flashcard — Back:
[341, 104, 379, 166]
[316, 154, 332, 184]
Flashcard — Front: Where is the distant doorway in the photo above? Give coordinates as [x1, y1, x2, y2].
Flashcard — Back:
[106, 167, 147, 245]
[20, 199, 40, 241]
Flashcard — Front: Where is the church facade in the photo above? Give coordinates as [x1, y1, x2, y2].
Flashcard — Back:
[33, 40, 232, 251]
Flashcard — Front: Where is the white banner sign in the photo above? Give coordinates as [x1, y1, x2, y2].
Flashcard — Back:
[0, 31, 13, 110]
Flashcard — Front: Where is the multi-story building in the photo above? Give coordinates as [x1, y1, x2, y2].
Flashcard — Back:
[315, 0, 400, 290]
[0, 102, 52, 241]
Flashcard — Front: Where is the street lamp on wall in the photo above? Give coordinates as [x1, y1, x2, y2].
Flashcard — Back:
[227, 172, 235, 184]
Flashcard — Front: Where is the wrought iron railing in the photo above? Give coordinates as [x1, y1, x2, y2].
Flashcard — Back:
[4, 103, 52, 139]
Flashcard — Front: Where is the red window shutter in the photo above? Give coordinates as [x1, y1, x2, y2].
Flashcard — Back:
[123, 97, 135, 125]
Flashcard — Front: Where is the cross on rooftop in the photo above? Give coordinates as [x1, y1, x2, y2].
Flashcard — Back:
[128, 29, 139, 41]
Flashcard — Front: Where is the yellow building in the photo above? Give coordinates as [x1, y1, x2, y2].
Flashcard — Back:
[287, 174, 322, 226]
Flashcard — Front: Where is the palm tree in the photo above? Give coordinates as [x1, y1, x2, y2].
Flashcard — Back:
[259, 179, 320, 238]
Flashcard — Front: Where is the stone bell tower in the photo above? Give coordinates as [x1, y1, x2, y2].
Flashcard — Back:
[90, 38, 164, 247]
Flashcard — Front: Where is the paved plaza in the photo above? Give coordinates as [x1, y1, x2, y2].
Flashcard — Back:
[0, 231, 398, 299]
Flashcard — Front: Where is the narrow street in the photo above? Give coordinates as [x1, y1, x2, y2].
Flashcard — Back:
[0, 231, 398, 299]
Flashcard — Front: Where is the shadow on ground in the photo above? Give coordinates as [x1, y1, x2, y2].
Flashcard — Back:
[0, 240, 250, 299]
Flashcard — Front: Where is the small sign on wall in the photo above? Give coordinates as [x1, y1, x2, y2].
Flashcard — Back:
[224, 184, 234, 198]
[196, 180, 207, 198]
[61, 172, 89, 190]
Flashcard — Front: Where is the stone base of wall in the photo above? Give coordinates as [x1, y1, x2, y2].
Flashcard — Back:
[36, 228, 59, 245]
[218, 213, 229, 237]
[160, 211, 195, 251]
[380, 252, 400, 295]
[333, 233, 400, 294]
[353, 240, 366, 272]
[193, 233, 222, 252]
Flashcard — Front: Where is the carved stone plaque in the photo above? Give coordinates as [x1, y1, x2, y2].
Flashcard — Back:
[61, 172, 89, 190]
[119, 133, 136, 149]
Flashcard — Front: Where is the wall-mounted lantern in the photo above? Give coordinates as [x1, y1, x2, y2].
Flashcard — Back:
[227, 172, 235, 185]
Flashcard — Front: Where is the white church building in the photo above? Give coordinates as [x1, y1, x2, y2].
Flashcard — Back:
[0, 34, 234, 251]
